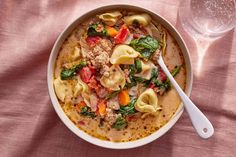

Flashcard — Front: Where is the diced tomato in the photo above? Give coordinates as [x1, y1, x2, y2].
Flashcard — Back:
[114, 24, 129, 44]
[159, 68, 167, 82]
[133, 33, 140, 39]
[87, 76, 100, 90]
[149, 83, 156, 89]
[80, 66, 95, 83]
[78, 120, 85, 125]
[127, 115, 138, 121]
[86, 36, 101, 47]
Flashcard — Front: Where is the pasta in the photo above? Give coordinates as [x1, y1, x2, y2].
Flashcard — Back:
[98, 11, 122, 26]
[100, 65, 126, 91]
[71, 46, 81, 61]
[73, 76, 89, 97]
[110, 45, 140, 65]
[135, 88, 161, 113]
[123, 13, 151, 26]
[53, 77, 72, 102]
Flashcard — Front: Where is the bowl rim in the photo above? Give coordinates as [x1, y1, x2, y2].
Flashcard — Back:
[47, 4, 193, 149]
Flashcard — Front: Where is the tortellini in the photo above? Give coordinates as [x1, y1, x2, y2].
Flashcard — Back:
[135, 88, 161, 113]
[110, 45, 140, 65]
[53, 77, 72, 102]
[134, 60, 157, 80]
[100, 65, 126, 91]
[73, 76, 89, 97]
[98, 11, 122, 26]
[123, 13, 151, 26]
[71, 46, 81, 61]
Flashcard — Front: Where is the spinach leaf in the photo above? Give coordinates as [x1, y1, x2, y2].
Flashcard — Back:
[79, 106, 96, 118]
[112, 116, 127, 130]
[117, 99, 137, 116]
[154, 66, 181, 90]
[129, 60, 142, 75]
[135, 60, 142, 73]
[105, 90, 120, 100]
[165, 66, 181, 84]
[132, 76, 147, 83]
[87, 23, 107, 37]
[143, 68, 159, 87]
[124, 77, 137, 89]
[154, 80, 170, 89]
[60, 61, 87, 80]
[129, 35, 159, 59]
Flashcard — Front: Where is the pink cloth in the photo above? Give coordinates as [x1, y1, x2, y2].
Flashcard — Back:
[0, 0, 235, 156]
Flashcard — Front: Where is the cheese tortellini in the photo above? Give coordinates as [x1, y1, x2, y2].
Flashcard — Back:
[53, 77, 72, 102]
[123, 13, 151, 26]
[73, 76, 89, 97]
[71, 46, 81, 61]
[134, 60, 157, 80]
[100, 65, 126, 91]
[110, 45, 140, 65]
[98, 11, 122, 26]
[135, 88, 161, 113]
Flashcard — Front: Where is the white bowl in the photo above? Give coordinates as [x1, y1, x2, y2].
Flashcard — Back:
[47, 5, 193, 149]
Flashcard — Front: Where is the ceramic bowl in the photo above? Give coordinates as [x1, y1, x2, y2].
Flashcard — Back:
[47, 4, 193, 149]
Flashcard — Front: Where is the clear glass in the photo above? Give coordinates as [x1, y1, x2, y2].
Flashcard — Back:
[179, 0, 236, 39]
[178, 0, 236, 76]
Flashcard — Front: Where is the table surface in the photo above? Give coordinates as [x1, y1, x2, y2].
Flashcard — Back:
[0, 0, 235, 157]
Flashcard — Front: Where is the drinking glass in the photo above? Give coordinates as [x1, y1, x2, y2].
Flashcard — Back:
[178, 0, 236, 75]
[179, 0, 236, 39]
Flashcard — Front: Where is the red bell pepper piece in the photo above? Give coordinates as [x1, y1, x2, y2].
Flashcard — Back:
[114, 24, 129, 44]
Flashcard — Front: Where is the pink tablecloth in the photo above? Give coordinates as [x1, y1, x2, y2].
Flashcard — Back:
[0, 0, 235, 156]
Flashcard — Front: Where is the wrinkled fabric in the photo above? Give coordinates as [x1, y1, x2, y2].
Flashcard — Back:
[0, 0, 235, 157]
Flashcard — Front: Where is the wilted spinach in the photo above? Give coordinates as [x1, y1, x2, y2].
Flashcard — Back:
[129, 35, 159, 59]
[154, 66, 181, 90]
[87, 23, 107, 37]
[112, 116, 127, 130]
[105, 90, 120, 100]
[60, 61, 87, 80]
[116, 99, 137, 116]
[79, 106, 96, 118]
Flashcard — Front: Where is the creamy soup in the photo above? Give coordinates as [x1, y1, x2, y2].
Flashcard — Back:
[53, 11, 186, 142]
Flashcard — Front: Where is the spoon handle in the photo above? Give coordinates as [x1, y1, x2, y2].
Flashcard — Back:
[158, 57, 214, 139]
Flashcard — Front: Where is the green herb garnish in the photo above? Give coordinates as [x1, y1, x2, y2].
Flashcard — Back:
[165, 66, 181, 85]
[112, 116, 127, 130]
[143, 68, 159, 87]
[79, 106, 96, 118]
[129, 35, 159, 59]
[116, 99, 137, 116]
[154, 66, 181, 90]
[87, 23, 107, 37]
[60, 61, 87, 80]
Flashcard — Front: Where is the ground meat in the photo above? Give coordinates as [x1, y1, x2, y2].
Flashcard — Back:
[100, 64, 110, 77]
[80, 36, 112, 69]
[96, 87, 109, 98]
[129, 25, 148, 36]
[123, 69, 130, 83]
[105, 108, 119, 125]
[107, 97, 120, 110]
[93, 53, 109, 69]
[99, 39, 112, 55]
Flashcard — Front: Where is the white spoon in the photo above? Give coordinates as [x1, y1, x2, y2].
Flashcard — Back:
[158, 55, 214, 139]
